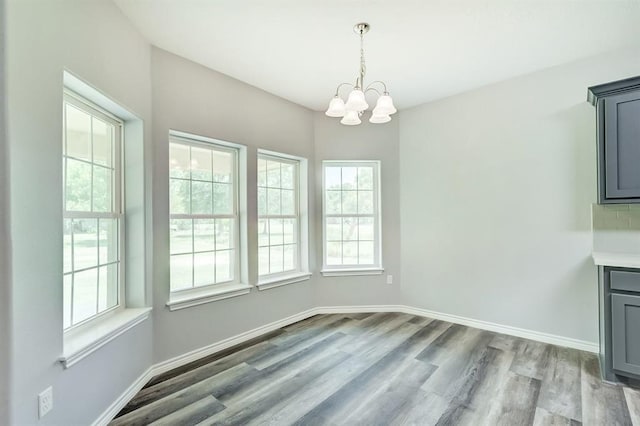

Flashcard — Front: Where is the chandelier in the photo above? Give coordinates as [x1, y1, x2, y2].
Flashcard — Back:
[325, 23, 397, 125]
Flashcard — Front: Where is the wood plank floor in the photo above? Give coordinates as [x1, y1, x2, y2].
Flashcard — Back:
[112, 313, 640, 426]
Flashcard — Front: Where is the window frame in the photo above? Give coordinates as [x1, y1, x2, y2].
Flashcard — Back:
[257, 151, 311, 286]
[321, 160, 383, 276]
[168, 134, 242, 295]
[62, 89, 126, 332]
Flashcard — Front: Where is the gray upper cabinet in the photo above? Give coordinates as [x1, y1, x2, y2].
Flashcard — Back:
[589, 76, 640, 204]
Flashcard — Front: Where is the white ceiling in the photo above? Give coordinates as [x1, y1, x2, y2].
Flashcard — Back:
[114, 0, 640, 111]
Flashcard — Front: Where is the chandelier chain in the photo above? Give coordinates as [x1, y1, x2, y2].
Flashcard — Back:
[359, 31, 367, 89]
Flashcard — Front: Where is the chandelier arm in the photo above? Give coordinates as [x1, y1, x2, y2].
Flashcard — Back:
[365, 80, 388, 94]
[364, 87, 382, 96]
[334, 82, 355, 97]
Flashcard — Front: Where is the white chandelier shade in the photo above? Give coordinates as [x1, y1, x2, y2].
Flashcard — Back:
[326, 96, 346, 117]
[345, 89, 369, 112]
[325, 23, 397, 125]
[340, 109, 362, 125]
[373, 94, 397, 115]
[369, 113, 391, 124]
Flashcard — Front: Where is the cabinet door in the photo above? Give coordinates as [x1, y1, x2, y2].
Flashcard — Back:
[612, 293, 640, 376]
[604, 91, 640, 200]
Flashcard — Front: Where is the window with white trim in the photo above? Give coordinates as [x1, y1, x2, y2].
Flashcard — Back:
[322, 161, 382, 272]
[169, 136, 239, 292]
[63, 92, 123, 330]
[257, 154, 301, 278]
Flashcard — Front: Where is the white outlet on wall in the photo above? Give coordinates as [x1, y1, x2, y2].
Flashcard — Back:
[38, 386, 53, 418]
[386, 274, 393, 285]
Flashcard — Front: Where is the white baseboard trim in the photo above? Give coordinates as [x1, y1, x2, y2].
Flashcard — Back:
[93, 303, 598, 425]
[152, 308, 319, 378]
[315, 304, 406, 314]
[91, 367, 154, 426]
[317, 304, 598, 353]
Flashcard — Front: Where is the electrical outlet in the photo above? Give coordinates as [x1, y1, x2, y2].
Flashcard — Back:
[38, 386, 53, 418]
[386, 274, 393, 285]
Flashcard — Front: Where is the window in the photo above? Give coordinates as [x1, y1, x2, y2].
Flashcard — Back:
[169, 136, 239, 293]
[63, 92, 123, 329]
[322, 161, 382, 274]
[258, 152, 311, 284]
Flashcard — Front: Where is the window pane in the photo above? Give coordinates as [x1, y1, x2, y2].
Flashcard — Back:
[66, 158, 92, 211]
[358, 241, 374, 265]
[326, 217, 341, 241]
[266, 161, 280, 187]
[98, 263, 118, 312]
[191, 147, 212, 181]
[341, 191, 358, 214]
[358, 217, 374, 241]
[92, 118, 112, 167]
[170, 143, 190, 179]
[325, 167, 341, 190]
[358, 167, 373, 190]
[212, 150, 233, 183]
[73, 268, 98, 324]
[170, 179, 190, 214]
[258, 187, 267, 216]
[170, 219, 192, 255]
[267, 188, 281, 215]
[283, 219, 296, 244]
[258, 158, 267, 187]
[213, 183, 233, 214]
[281, 163, 295, 189]
[259, 247, 269, 276]
[64, 219, 73, 274]
[358, 191, 374, 214]
[98, 218, 118, 264]
[281, 189, 295, 215]
[258, 219, 269, 247]
[342, 167, 357, 190]
[284, 244, 296, 271]
[326, 242, 342, 265]
[74, 219, 98, 270]
[93, 166, 112, 212]
[343, 241, 358, 265]
[65, 103, 91, 161]
[194, 219, 215, 252]
[191, 181, 213, 214]
[270, 245, 283, 274]
[269, 219, 284, 245]
[63, 275, 72, 329]
[342, 217, 358, 241]
[325, 191, 341, 214]
[194, 252, 215, 287]
[170, 254, 193, 291]
[215, 250, 232, 282]
[215, 219, 233, 250]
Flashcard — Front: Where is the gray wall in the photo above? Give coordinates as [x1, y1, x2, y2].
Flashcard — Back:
[313, 114, 402, 307]
[151, 48, 316, 363]
[0, 0, 11, 423]
[399, 46, 640, 344]
[6, 0, 153, 424]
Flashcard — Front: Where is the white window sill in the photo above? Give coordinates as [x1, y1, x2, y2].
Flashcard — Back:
[166, 283, 252, 311]
[321, 268, 385, 277]
[257, 272, 312, 291]
[60, 307, 152, 369]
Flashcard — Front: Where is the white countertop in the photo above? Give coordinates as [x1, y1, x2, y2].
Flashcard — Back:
[592, 251, 640, 268]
